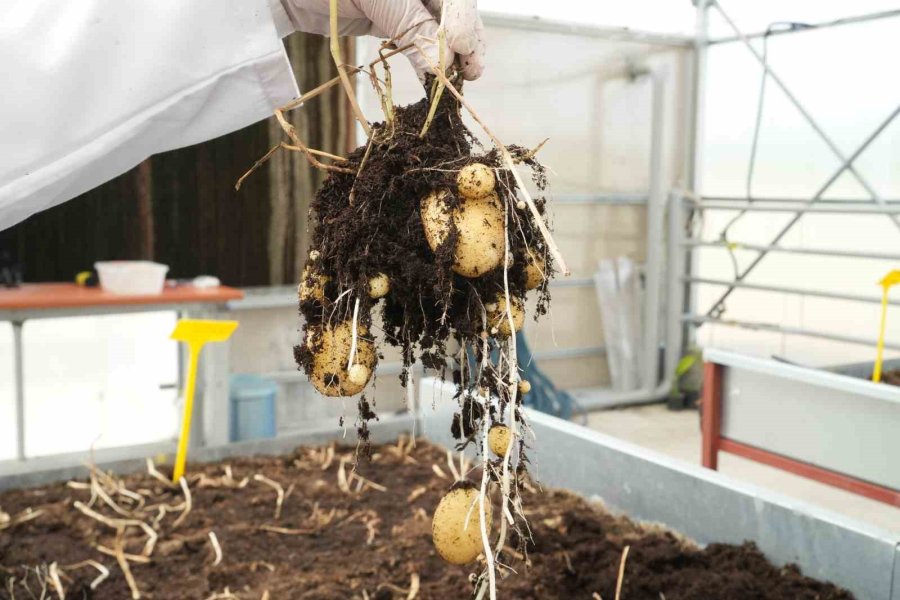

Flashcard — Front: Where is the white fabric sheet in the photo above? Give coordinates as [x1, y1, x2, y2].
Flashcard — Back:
[0, 1, 299, 230]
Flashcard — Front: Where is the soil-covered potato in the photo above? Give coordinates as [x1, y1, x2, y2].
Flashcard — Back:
[298, 265, 329, 303]
[308, 321, 375, 397]
[488, 424, 511, 456]
[487, 294, 525, 336]
[420, 189, 453, 250]
[421, 190, 505, 278]
[432, 484, 492, 565]
[457, 162, 496, 199]
[524, 252, 546, 290]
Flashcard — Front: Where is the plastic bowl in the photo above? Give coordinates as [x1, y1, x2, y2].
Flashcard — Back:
[95, 261, 169, 295]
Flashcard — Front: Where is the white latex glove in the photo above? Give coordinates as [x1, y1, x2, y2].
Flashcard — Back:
[277, 0, 485, 82]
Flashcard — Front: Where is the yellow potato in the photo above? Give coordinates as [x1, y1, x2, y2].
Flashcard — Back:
[421, 190, 505, 278]
[432, 486, 492, 565]
[488, 424, 511, 456]
[518, 380, 531, 395]
[456, 163, 496, 200]
[523, 252, 546, 290]
[308, 321, 375, 397]
[368, 273, 390, 299]
[487, 294, 525, 336]
[298, 265, 329, 303]
[453, 193, 505, 277]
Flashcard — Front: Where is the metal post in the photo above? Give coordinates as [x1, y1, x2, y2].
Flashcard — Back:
[12, 321, 25, 461]
[683, 0, 710, 348]
[665, 193, 686, 389]
[641, 69, 667, 389]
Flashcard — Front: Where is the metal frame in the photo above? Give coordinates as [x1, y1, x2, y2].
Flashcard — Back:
[707, 8, 900, 46]
[701, 353, 900, 507]
[678, 2, 900, 355]
[480, 11, 693, 48]
[670, 192, 900, 353]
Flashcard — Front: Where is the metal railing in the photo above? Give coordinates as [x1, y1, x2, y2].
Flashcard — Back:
[670, 192, 900, 354]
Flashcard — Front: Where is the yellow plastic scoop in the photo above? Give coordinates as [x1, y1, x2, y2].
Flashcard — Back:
[170, 319, 239, 481]
[872, 270, 900, 383]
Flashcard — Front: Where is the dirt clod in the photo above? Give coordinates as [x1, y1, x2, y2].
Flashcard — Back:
[294, 84, 552, 418]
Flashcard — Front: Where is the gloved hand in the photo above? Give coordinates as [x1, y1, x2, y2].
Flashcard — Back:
[276, 0, 485, 82]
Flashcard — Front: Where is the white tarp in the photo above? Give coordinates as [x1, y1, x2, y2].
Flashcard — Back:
[0, 0, 299, 230]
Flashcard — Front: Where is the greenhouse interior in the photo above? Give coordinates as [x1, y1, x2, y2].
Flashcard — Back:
[1, 1, 899, 598]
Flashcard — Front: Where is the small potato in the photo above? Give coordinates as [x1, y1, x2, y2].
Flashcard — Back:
[523, 252, 546, 291]
[432, 485, 492, 565]
[457, 163, 496, 200]
[368, 273, 390, 299]
[487, 294, 525, 336]
[308, 320, 375, 397]
[518, 380, 532, 395]
[488, 424, 511, 456]
[347, 364, 371, 386]
[298, 265, 329, 304]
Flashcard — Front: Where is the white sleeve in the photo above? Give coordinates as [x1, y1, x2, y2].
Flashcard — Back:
[0, 0, 300, 230]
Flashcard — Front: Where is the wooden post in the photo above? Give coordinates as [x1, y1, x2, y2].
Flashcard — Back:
[135, 159, 155, 259]
[701, 361, 723, 470]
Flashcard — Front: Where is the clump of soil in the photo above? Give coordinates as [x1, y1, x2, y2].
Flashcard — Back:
[0, 440, 853, 599]
[293, 82, 552, 425]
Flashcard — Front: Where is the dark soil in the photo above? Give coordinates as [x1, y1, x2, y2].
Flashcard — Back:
[0, 440, 852, 599]
[878, 368, 900, 387]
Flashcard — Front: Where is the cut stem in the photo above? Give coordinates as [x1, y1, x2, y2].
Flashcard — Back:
[330, 0, 371, 137]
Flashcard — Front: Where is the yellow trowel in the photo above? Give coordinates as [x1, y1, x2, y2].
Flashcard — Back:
[170, 319, 239, 482]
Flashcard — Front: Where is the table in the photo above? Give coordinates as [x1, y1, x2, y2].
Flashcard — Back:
[0, 283, 244, 461]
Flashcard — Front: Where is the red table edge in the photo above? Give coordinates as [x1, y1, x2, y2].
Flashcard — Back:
[0, 282, 244, 311]
[701, 361, 900, 508]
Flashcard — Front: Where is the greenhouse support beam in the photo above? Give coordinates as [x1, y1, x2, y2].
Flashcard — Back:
[702, 102, 900, 317]
[711, 1, 895, 223]
[684, 241, 900, 262]
[709, 8, 900, 45]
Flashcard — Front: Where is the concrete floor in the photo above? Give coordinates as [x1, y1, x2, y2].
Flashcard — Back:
[586, 404, 900, 534]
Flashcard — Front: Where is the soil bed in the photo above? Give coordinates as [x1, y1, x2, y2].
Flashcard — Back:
[1, 440, 852, 599]
[879, 368, 900, 387]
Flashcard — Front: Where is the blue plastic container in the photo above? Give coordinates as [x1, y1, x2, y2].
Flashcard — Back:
[229, 374, 277, 442]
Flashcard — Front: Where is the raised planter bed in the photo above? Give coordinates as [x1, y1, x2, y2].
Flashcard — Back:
[702, 348, 900, 506]
[1, 381, 897, 599]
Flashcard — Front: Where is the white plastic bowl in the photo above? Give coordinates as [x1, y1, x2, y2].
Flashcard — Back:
[95, 261, 169, 295]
